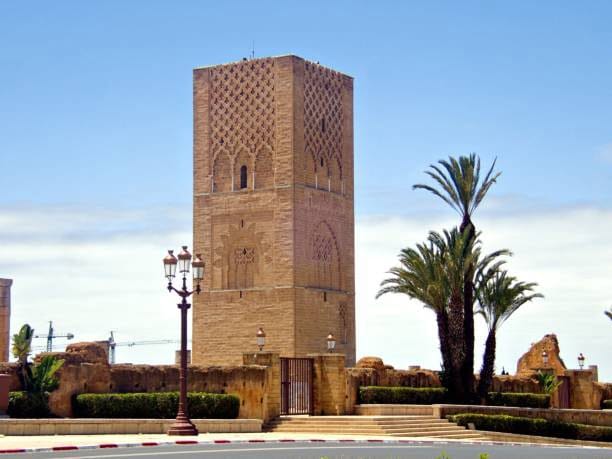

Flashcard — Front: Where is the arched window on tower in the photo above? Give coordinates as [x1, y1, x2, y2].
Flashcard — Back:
[240, 165, 248, 189]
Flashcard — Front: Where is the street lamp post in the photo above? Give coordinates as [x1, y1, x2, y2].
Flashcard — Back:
[326, 333, 336, 353]
[256, 328, 266, 352]
[578, 353, 585, 370]
[542, 350, 549, 368]
[163, 246, 204, 436]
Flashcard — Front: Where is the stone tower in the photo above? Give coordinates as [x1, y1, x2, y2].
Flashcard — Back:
[0, 279, 12, 362]
[192, 56, 355, 366]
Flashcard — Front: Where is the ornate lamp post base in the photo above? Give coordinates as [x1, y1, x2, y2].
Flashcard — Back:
[168, 415, 199, 436]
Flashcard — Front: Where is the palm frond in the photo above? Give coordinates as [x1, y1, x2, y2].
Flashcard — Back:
[414, 154, 500, 220]
[476, 268, 543, 331]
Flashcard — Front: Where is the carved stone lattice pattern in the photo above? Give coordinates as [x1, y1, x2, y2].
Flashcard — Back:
[209, 59, 276, 185]
[304, 61, 343, 177]
[312, 234, 333, 264]
[338, 303, 348, 344]
[235, 247, 255, 265]
[310, 221, 341, 290]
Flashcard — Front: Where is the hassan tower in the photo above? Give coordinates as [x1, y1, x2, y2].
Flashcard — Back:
[192, 55, 355, 366]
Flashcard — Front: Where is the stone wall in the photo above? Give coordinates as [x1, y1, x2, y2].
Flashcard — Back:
[349, 357, 441, 388]
[310, 353, 346, 415]
[433, 404, 612, 427]
[8, 342, 279, 421]
[348, 356, 610, 410]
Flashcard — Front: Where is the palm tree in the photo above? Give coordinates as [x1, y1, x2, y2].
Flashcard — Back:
[12, 324, 34, 388]
[476, 270, 542, 400]
[377, 235, 455, 391]
[378, 228, 508, 401]
[605, 307, 612, 321]
[413, 154, 501, 399]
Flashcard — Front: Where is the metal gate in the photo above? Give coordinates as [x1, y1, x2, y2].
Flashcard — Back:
[280, 357, 314, 415]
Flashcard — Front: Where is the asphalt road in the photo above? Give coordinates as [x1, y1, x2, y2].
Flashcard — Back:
[8, 442, 612, 459]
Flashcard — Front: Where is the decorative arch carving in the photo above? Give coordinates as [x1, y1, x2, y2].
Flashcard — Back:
[212, 149, 232, 192]
[310, 221, 341, 290]
[214, 222, 271, 289]
[254, 145, 274, 189]
[233, 145, 253, 191]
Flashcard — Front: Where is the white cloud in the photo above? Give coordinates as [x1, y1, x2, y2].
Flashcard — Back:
[0, 205, 191, 364]
[598, 143, 612, 164]
[1, 204, 610, 381]
[357, 208, 612, 381]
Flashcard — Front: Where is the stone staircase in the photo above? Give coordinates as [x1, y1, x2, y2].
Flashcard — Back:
[265, 415, 487, 440]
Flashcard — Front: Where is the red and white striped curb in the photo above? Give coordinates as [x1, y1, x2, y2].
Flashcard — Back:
[0, 438, 598, 454]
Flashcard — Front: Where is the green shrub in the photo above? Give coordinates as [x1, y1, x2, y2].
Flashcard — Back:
[8, 391, 52, 418]
[359, 386, 447, 404]
[487, 392, 550, 408]
[73, 392, 239, 419]
[449, 413, 612, 442]
[602, 400, 612, 410]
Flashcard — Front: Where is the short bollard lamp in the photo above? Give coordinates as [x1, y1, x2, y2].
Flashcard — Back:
[578, 353, 585, 370]
[542, 350, 549, 367]
[256, 327, 266, 352]
[326, 333, 336, 353]
[163, 246, 204, 436]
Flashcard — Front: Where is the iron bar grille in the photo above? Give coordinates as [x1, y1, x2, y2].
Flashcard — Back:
[280, 357, 314, 415]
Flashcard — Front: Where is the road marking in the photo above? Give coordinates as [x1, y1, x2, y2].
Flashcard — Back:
[56, 445, 439, 459]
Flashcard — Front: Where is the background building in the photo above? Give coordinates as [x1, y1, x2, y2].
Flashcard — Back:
[0, 278, 12, 362]
[192, 55, 355, 366]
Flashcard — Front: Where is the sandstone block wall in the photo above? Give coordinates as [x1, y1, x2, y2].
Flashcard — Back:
[564, 369, 603, 410]
[19, 342, 277, 421]
[0, 279, 12, 362]
[193, 55, 355, 367]
[310, 353, 347, 415]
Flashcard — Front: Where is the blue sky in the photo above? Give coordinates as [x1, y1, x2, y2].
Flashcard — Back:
[2, 1, 611, 211]
[0, 2, 610, 377]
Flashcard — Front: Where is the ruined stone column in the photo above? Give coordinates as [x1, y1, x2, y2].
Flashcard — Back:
[0, 279, 12, 362]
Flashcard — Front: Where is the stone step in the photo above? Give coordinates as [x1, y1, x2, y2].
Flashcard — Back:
[268, 419, 443, 427]
[268, 429, 387, 435]
[385, 429, 478, 437]
[270, 417, 440, 425]
[375, 419, 450, 426]
[269, 421, 452, 431]
[379, 423, 461, 432]
[278, 415, 436, 420]
[265, 415, 485, 441]
[268, 425, 385, 432]
[383, 425, 468, 434]
[400, 432, 486, 440]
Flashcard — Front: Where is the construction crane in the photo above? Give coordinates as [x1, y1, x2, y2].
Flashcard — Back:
[33, 321, 74, 352]
[107, 331, 181, 364]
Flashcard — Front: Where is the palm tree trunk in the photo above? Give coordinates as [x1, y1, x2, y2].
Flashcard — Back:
[461, 217, 476, 402]
[477, 328, 496, 402]
[447, 291, 466, 402]
[435, 309, 457, 398]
